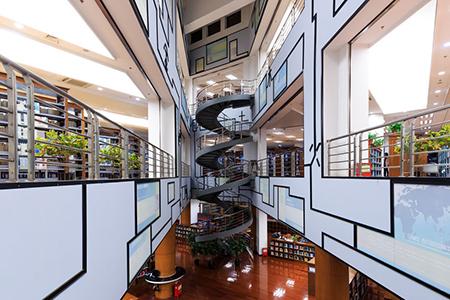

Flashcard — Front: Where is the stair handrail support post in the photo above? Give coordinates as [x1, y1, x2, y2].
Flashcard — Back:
[4, 64, 18, 182]
[23, 74, 35, 181]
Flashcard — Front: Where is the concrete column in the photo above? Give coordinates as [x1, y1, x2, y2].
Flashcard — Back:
[258, 127, 267, 160]
[180, 203, 191, 226]
[255, 208, 267, 255]
[315, 247, 349, 300]
[154, 224, 176, 299]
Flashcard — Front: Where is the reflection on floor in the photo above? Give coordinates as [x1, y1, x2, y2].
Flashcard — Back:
[128, 240, 313, 300]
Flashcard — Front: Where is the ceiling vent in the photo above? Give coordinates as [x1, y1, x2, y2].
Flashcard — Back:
[60, 77, 92, 88]
[44, 34, 60, 44]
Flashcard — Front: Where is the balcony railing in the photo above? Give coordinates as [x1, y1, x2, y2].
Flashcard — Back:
[326, 105, 450, 178]
[0, 54, 174, 182]
[196, 121, 252, 152]
[256, 0, 305, 87]
[181, 161, 191, 177]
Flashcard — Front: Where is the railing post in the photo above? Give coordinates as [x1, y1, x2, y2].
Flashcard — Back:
[409, 119, 415, 177]
[23, 74, 35, 182]
[327, 141, 331, 176]
[400, 123, 405, 177]
[358, 134, 362, 177]
[140, 140, 146, 178]
[353, 136, 357, 177]
[4, 64, 18, 182]
[121, 130, 128, 179]
[281, 154, 285, 177]
[87, 110, 94, 179]
[93, 115, 100, 179]
[291, 150, 295, 177]
[153, 146, 157, 178]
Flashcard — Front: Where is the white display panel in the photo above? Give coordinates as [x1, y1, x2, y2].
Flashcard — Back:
[128, 226, 151, 283]
[260, 177, 270, 205]
[278, 187, 304, 233]
[136, 181, 160, 232]
[0, 185, 83, 300]
[358, 183, 450, 296]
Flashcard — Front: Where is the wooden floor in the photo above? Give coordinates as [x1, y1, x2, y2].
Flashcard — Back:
[128, 240, 314, 300]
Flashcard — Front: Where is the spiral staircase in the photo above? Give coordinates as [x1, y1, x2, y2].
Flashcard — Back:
[194, 80, 255, 242]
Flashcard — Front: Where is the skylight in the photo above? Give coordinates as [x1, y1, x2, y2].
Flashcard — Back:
[368, 0, 436, 114]
[1, 0, 113, 59]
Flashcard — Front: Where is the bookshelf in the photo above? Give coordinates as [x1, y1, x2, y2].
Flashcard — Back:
[349, 270, 368, 300]
[369, 145, 382, 177]
[176, 225, 198, 239]
[269, 238, 315, 262]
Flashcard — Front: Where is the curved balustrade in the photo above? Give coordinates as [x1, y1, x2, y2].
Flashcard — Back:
[0, 54, 173, 182]
[195, 121, 252, 152]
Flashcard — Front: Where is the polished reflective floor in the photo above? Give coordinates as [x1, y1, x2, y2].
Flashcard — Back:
[128, 240, 314, 300]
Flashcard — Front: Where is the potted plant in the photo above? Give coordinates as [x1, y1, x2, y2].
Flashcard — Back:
[226, 235, 247, 267]
[202, 239, 222, 269]
[36, 130, 88, 180]
[386, 122, 402, 133]
[186, 231, 202, 266]
[372, 138, 384, 148]
[99, 146, 142, 171]
[368, 132, 377, 145]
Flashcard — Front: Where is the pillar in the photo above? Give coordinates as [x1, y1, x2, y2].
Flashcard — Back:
[255, 208, 267, 255]
[180, 203, 191, 226]
[154, 224, 176, 299]
[315, 247, 348, 300]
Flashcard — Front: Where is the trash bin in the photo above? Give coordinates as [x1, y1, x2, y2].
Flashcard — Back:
[262, 247, 268, 257]
[174, 282, 182, 298]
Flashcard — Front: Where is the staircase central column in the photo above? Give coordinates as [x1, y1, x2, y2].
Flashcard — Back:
[154, 224, 176, 299]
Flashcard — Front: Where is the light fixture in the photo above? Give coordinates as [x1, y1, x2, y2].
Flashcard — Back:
[273, 131, 285, 135]
[429, 120, 432, 124]
[434, 103, 438, 105]
[207, 92, 214, 97]
[266, 137, 272, 140]
[2, 0, 112, 58]
[196, 87, 200, 91]
[14, 22, 24, 29]
[242, 267, 251, 273]
[296, 138, 303, 141]
[444, 41, 450, 47]
[98, 110, 148, 128]
[206, 80, 216, 85]
[223, 87, 232, 92]
[439, 71, 445, 75]
[368, 1, 436, 114]
[274, 140, 283, 143]
[420, 121, 423, 125]
[286, 135, 295, 138]
[430, 113, 434, 117]
[97, 87, 103, 91]
[426, 114, 429, 118]
[135, 97, 141, 101]
[226, 74, 238, 80]
[0, 28, 143, 98]
[435, 90, 441, 93]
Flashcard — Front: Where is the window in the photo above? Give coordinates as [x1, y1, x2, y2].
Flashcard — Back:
[190, 29, 202, 44]
[226, 11, 241, 28]
[208, 21, 221, 36]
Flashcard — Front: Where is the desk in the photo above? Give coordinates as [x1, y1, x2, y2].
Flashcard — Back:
[144, 266, 186, 285]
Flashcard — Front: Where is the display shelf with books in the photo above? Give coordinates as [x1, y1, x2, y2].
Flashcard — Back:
[175, 225, 198, 239]
[269, 237, 315, 262]
[349, 270, 368, 300]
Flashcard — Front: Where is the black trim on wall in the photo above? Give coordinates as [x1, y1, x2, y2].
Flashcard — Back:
[272, 61, 287, 102]
[152, 218, 172, 242]
[259, 177, 272, 207]
[273, 184, 306, 235]
[129, 0, 149, 35]
[205, 37, 228, 65]
[171, 199, 181, 225]
[167, 181, 175, 204]
[333, 0, 348, 17]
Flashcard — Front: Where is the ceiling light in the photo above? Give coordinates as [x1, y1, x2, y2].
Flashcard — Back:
[0, 29, 143, 98]
[444, 41, 450, 47]
[207, 92, 214, 97]
[266, 138, 272, 141]
[286, 135, 295, 138]
[425, 115, 429, 118]
[435, 90, 441, 93]
[223, 87, 232, 92]
[434, 103, 438, 105]
[226, 74, 238, 80]
[135, 97, 141, 101]
[97, 87, 103, 91]
[273, 131, 284, 135]
[420, 121, 423, 125]
[301, 128, 304, 131]
[421, 116, 424, 118]
[196, 87, 200, 91]
[429, 120, 432, 124]
[104, 108, 108, 110]
[296, 138, 303, 141]
[14, 22, 24, 29]
[430, 113, 434, 117]
[439, 71, 445, 75]
[368, 1, 435, 114]
[206, 80, 216, 85]
[98, 110, 148, 128]
[274, 140, 283, 143]
[2, 0, 112, 58]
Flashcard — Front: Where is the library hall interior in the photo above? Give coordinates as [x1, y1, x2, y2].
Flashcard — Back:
[2, 0, 450, 299]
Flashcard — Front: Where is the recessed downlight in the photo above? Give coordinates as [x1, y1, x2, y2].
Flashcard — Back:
[14, 22, 24, 29]
[226, 74, 238, 80]
[135, 97, 140, 101]
[206, 80, 216, 85]
[434, 102, 438, 105]
[435, 90, 441, 93]
[97, 87, 103, 91]
[444, 41, 450, 47]
[274, 140, 283, 143]
[439, 71, 445, 76]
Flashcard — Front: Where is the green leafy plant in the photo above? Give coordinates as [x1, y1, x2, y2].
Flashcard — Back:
[36, 130, 88, 162]
[99, 146, 141, 169]
[368, 132, 378, 140]
[186, 231, 203, 264]
[201, 239, 223, 269]
[372, 138, 384, 147]
[394, 125, 450, 154]
[386, 123, 402, 133]
[226, 235, 246, 257]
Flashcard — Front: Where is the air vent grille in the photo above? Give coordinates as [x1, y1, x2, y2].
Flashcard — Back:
[60, 77, 92, 88]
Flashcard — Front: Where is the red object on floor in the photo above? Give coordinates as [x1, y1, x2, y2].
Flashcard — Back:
[262, 248, 268, 257]
[174, 282, 182, 298]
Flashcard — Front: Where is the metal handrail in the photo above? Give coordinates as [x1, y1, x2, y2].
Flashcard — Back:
[196, 161, 252, 191]
[196, 121, 252, 152]
[255, 148, 304, 177]
[256, 0, 305, 88]
[0, 54, 174, 182]
[196, 79, 256, 105]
